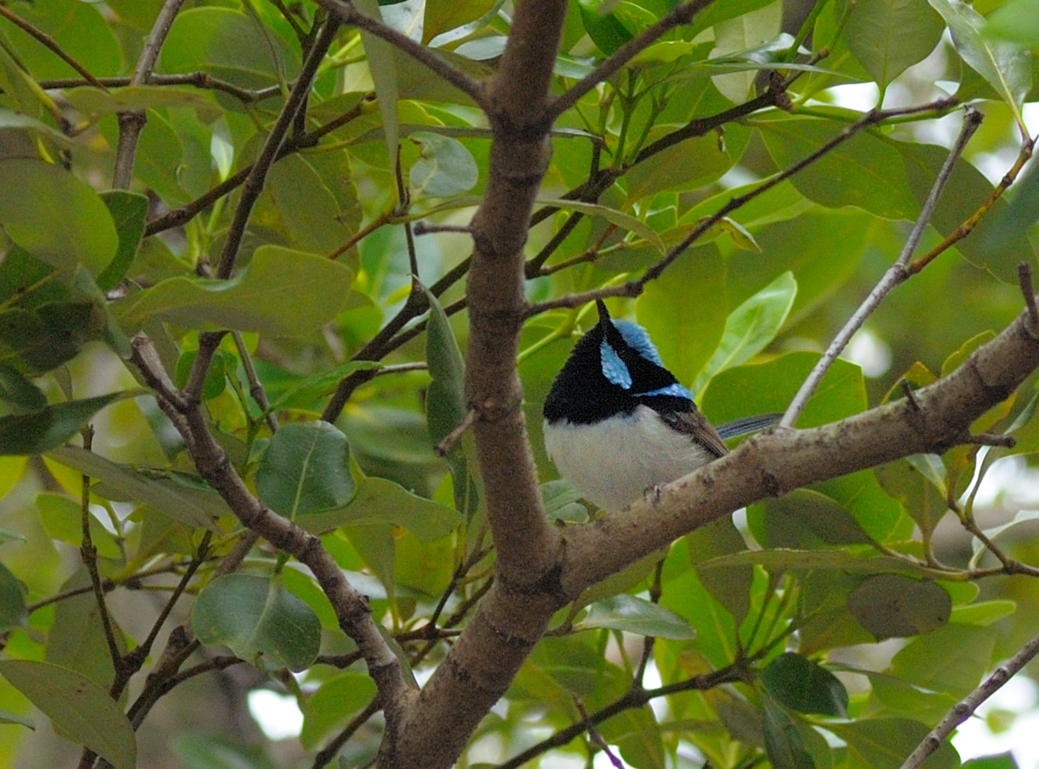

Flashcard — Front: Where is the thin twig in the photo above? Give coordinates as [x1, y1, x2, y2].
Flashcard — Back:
[907, 133, 1036, 275]
[313, 0, 488, 111]
[312, 699, 382, 769]
[494, 666, 742, 769]
[0, 6, 108, 91]
[434, 408, 478, 457]
[112, 0, 187, 189]
[232, 331, 279, 432]
[525, 99, 961, 318]
[899, 629, 1039, 769]
[144, 96, 367, 236]
[38, 74, 281, 102]
[547, 0, 719, 121]
[216, 19, 340, 279]
[780, 106, 983, 428]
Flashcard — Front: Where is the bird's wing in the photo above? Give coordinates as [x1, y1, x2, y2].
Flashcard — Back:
[658, 406, 729, 459]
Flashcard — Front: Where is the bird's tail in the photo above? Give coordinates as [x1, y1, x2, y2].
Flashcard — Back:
[717, 412, 783, 440]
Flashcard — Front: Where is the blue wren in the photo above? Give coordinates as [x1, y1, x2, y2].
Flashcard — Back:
[543, 300, 774, 512]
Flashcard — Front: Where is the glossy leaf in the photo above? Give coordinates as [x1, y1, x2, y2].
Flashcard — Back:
[409, 132, 479, 197]
[761, 653, 848, 717]
[0, 159, 118, 276]
[0, 0, 122, 79]
[572, 594, 697, 639]
[890, 622, 997, 696]
[423, 287, 476, 515]
[929, 0, 1032, 125]
[757, 114, 919, 219]
[0, 561, 26, 632]
[97, 191, 148, 293]
[47, 446, 224, 530]
[845, 0, 944, 89]
[829, 718, 959, 769]
[256, 421, 355, 519]
[0, 660, 136, 769]
[300, 672, 377, 750]
[0, 392, 129, 456]
[752, 489, 874, 549]
[116, 246, 354, 335]
[192, 574, 322, 671]
[356, 0, 401, 170]
[540, 198, 667, 253]
[299, 476, 461, 541]
[36, 492, 121, 561]
[637, 250, 726, 388]
[694, 271, 797, 391]
[847, 574, 951, 640]
[762, 699, 815, 769]
[160, 7, 301, 89]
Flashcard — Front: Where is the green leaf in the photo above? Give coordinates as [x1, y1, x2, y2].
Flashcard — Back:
[541, 198, 667, 253]
[115, 246, 354, 335]
[192, 574, 321, 671]
[875, 456, 948, 539]
[694, 271, 796, 391]
[890, 622, 997, 696]
[44, 570, 126, 689]
[0, 0, 122, 80]
[762, 698, 816, 769]
[928, 0, 1032, 127]
[710, 0, 783, 103]
[0, 560, 27, 632]
[986, 0, 1039, 48]
[0, 392, 129, 455]
[0, 364, 46, 410]
[409, 132, 479, 197]
[265, 361, 381, 413]
[0, 660, 136, 769]
[572, 594, 697, 640]
[256, 421, 355, 519]
[600, 704, 666, 769]
[260, 155, 350, 254]
[160, 7, 301, 89]
[0, 159, 118, 277]
[0, 709, 34, 729]
[300, 672, 377, 750]
[355, 0, 401, 170]
[761, 653, 848, 717]
[423, 287, 477, 516]
[847, 574, 951, 640]
[699, 548, 938, 578]
[636, 250, 726, 388]
[97, 191, 149, 293]
[47, 446, 224, 530]
[423, 0, 501, 42]
[37, 492, 121, 561]
[757, 114, 919, 219]
[844, 0, 945, 89]
[829, 718, 959, 769]
[299, 476, 462, 541]
[753, 489, 874, 549]
[63, 86, 222, 124]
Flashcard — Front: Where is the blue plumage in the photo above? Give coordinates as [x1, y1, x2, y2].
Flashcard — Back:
[543, 300, 775, 512]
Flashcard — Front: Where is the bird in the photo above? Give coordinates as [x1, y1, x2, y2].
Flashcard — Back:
[543, 299, 777, 512]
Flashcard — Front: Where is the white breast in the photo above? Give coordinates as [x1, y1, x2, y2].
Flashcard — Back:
[543, 405, 718, 512]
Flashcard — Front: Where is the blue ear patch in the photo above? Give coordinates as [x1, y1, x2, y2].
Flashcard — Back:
[600, 339, 632, 389]
[614, 320, 664, 365]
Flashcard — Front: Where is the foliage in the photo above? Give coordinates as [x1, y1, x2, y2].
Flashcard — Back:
[0, 0, 1037, 768]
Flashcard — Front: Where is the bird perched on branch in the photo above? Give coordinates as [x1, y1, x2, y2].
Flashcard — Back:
[543, 299, 776, 512]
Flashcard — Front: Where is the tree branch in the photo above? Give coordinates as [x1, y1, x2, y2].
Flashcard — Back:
[561, 297, 1039, 594]
[0, 5, 108, 91]
[112, 0, 187, 189]
[312, 0, 489, 110]
[899, 627, 1039, 769]
[781, 106, 983, 428]
[547, 0, 719, 121]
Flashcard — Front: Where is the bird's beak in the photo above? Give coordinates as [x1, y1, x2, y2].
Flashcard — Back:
[596, 299, 611, 332]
